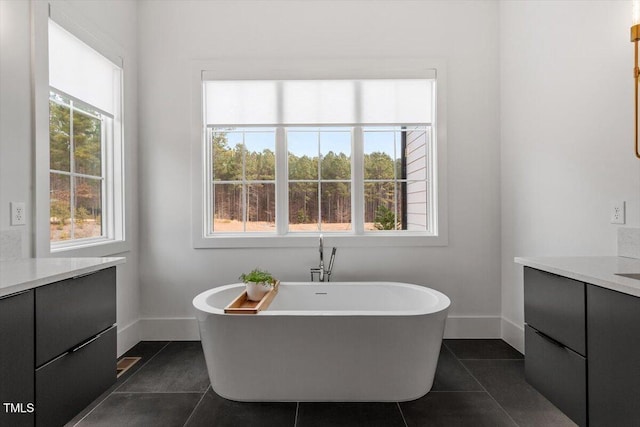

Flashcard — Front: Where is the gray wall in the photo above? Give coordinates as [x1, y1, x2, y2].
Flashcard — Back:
[500, 1, 640, 351]
[137, 0, 502, 338]
[0, 0, 32, 260]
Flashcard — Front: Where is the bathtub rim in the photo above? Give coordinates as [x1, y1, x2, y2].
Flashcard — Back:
[193, 281, 451, 317]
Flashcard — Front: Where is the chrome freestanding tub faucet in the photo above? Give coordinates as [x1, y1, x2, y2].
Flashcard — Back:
[311, 234, 337, 282]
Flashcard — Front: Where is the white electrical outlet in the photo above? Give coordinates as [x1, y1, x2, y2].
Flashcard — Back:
[611, 201, 626, 224]
[10, 202, 26, 226]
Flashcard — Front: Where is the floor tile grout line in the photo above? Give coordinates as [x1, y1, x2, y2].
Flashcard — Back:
[182, 385, 210, 427]
[294, 401, 299, 427]
[71, 341, 172, 427]
[71, 390, 113, 427]
[439, 341, 522, 426]
[396, 401, 409, 427]
[112, 391, 208, 394]
[456, 359, 521, 427]
[455, 358, 524, 361]
[113, 341, 172, 393]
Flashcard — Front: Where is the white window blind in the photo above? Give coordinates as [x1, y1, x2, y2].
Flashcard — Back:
[204, 81, 278, 126]
[204, 78, 433, 126]
[360, 80, 432, 125]
[282, 80, 355, 124]
[48, 19, 121, 115]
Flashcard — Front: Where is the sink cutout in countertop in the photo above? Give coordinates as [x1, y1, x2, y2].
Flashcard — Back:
[615, 273, 640, 280]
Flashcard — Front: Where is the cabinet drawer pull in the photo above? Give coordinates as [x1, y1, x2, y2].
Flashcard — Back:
[534, 329, 566, 349]
[71, 333, 102, 353]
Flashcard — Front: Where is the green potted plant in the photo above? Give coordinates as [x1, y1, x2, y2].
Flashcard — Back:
[239, 268, 277, 301]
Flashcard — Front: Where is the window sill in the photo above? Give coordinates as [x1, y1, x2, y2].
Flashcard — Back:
[193, 233, 448, 249]
[51, 239, 130, 257]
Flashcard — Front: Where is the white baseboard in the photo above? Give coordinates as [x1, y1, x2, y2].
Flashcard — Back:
[443, 315, 502, 338]
[126, 315, 501, 343]
[117, 319, 141, 357]
[501, 316, 524, 354]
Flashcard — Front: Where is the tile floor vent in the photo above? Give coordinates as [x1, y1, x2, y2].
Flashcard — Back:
[116, 356, 141, 378]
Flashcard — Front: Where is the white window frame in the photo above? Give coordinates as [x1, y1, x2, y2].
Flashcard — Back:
[191, 59, 448, 249]
[33, 1, 128, 257]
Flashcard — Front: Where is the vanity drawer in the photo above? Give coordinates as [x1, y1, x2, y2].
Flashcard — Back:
[35, 325, 116, 427]
[525, 325, 586, 427]
[524, 267, 585, 355]
[35, 267, 116, 366]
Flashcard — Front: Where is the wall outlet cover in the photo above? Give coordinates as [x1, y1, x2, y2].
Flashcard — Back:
[611, 201, 626, 225]
[10, 202, 26, 226]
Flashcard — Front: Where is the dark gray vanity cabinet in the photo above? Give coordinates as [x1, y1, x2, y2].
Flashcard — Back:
[523, 267, 587, 426]
[34, 266, 117, 427]
[0, 290, 35, 427]
[587, 284, 640, 427]
[0, 265, 117, 427]
[525, 266, 640, 426]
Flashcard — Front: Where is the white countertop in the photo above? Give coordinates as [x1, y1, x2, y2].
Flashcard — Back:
[0, 257, 125, 298]
[515, 256, 640, 298]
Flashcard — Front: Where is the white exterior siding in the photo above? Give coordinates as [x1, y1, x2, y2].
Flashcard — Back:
[405, 127, 429, 231]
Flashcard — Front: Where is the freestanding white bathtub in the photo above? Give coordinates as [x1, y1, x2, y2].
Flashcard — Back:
[192, 282, 450, 402]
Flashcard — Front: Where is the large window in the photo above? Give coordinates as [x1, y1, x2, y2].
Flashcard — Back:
[47, 19, 123, 249]
[198, 74, 443, 245]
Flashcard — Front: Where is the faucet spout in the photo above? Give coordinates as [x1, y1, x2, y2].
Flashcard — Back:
[310, 235, 337, 282]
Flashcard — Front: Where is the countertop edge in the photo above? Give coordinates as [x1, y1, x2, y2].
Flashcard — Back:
[0, 257, 126, 298]
[515, 256, 640, 298]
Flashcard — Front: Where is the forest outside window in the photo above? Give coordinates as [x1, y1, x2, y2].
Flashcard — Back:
[202, 77, 437, 238]
[287, 127, 352, 232]
[49, 91, 107, 241]
[209, 127, 276, 232]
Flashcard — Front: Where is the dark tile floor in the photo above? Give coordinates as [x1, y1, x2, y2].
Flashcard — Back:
[66, 339, 576, 427]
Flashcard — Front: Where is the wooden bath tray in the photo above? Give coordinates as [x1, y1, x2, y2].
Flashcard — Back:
[224, 281, 280, 314]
